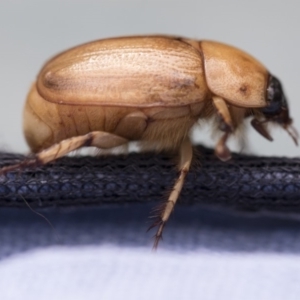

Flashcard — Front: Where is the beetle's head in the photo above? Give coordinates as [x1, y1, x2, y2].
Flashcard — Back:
[251, 75, 298, 145]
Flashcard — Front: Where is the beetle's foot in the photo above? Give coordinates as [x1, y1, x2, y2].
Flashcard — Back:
[152, 220, 165, 251]
[0, 156, 39, 177]
[215, 132, 231, 161]
[147, 214, 165, 250]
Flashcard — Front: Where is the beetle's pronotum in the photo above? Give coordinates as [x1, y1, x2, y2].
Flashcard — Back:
[0, 35, 298, 248]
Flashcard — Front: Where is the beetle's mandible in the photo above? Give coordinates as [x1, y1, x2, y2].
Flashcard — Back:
[2, 35, 298, 248]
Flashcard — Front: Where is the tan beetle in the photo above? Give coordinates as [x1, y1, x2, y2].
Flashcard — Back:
[1, 35, 298, 248]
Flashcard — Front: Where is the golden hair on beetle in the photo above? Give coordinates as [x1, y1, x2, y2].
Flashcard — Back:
[0, 35, 298, 248]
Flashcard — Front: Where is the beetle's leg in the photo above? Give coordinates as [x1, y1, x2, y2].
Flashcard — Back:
[212, 96, 234, 132]
[0, 132, 128, 174]
[214, 131, 231, 161]
[212, 96, 234, 161]
[114, 111, 148, 140]
[153, 137, 193, 249]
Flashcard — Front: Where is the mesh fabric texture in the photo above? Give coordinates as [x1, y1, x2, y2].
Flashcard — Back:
[0, 146, 299, 211]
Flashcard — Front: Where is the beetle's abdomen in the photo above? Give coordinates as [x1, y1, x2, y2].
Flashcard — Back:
[23, 83, 206, 153]
[23, 85, 54, 152]
[24, 84, 140, 152]
[37, 36, 208, 107]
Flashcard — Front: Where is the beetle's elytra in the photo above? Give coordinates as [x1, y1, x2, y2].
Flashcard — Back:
[2, 35, 298, 248]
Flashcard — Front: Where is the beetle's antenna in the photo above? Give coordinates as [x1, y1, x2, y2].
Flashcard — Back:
[285, 125, 299, 146]
[251, 118, 273, 141]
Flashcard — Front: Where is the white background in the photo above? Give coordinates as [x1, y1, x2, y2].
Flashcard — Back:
[1, 1, 300, 300]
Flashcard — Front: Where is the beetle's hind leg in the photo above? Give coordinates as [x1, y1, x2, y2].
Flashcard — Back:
[151, 138, 193, 249]
[0, 131, 128, 174]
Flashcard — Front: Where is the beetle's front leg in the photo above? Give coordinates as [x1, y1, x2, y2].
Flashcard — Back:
[153, 138, 193, 249]
[212, 96, 234, 161]
[0, 131, 128, 174]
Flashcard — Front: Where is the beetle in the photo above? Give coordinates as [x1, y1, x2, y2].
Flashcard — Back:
[1, 35, 298, 248]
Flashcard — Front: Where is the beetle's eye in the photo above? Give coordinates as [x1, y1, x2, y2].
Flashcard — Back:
[262, 75, 287, 116]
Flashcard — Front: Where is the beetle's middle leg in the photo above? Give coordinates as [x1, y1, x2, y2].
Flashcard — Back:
[0, 131, 128, 174]
[152, 137, 193, 249]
